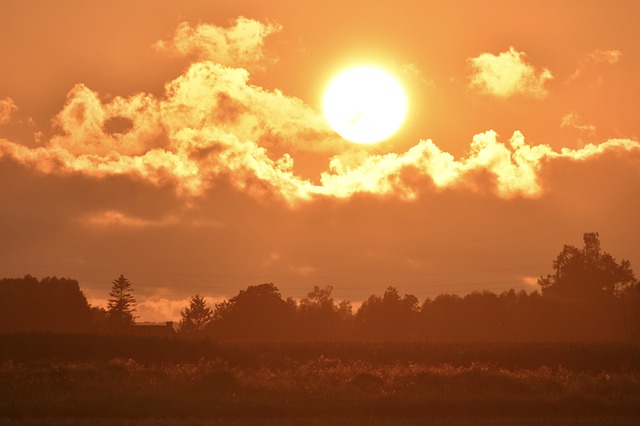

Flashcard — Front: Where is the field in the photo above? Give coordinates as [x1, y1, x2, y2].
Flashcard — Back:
[1, 334, 640, 425]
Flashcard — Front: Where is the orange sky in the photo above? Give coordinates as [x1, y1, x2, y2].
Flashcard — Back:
[1, 0, 639, 322]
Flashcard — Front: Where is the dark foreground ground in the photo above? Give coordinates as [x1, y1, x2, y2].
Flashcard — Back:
[1, 334, 639, 425]
[1, 417, 640, 425]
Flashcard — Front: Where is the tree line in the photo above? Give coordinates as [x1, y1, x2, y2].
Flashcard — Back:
[1, 233, 639, 341]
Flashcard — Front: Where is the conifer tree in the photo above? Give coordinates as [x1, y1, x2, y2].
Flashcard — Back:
[106, 274, 137, 328]
[180, 294, 213, 334]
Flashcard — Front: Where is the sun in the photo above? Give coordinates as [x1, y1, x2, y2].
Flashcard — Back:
[323, 66, 407, 144]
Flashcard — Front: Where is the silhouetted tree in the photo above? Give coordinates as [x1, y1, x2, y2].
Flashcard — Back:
[180, 294, 213, 334]
[420, 293, 464, 341]
[356, 286, 419, 340]
[302, 285, 334, 308]
[90, 305, 108, 329]
[337, 300, 354, 321]
[298, 285, 354, 340]
[0, 275, 93, 332]
[538, 232, 638, 299]
[106, 274, 137, 328]
[209, 283, 296, 340]
[534, 232, 640, 341]
[461, 291, 505, 340]
[620, 284, 640, 340]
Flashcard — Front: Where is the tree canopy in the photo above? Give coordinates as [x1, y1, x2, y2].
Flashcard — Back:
[356, 286, 420, 341]
[210, 283, 296, 340]
[297, 285, 353, 340]
[538, 232, 638, 299]
[0, 275, 92, 332]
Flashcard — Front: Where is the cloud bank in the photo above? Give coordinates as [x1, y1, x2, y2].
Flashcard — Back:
[1, 21, 639, 207]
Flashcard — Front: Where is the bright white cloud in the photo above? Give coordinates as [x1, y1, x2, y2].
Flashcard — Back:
[1, 21, 639, 207]
[154, 17, 282, 69]
[468, 47, 553, 98]
[161, 61, 334, 150]
[50, 83, 165, 156]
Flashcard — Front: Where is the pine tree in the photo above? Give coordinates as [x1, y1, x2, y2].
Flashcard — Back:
[106, 274, 137, 328]
[179, 294, 213, 334]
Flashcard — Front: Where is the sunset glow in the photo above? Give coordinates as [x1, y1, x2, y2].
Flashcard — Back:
[0, 1, 639, 325]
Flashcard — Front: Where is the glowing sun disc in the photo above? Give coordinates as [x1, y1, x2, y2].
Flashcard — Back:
[323, 66, 407, 144]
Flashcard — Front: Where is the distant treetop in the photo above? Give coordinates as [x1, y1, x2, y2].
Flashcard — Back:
[538, 232, 638, 299]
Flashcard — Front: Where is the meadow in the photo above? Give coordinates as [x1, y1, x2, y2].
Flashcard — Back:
[1, 334, 640, 425]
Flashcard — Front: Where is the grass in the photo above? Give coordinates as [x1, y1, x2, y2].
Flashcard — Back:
[1, 334, 640, 424]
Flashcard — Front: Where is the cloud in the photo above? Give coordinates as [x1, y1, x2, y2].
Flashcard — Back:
[316, 131, 640, 200]
[80, 210, 178, 228]
[0, 59, 331, 198]
[561, 112, 596, 135]
[50, 83, 165, 156]
[161, 61, 334, 151]
[0, 97, 18, 126]
[0, 58, 335, 202]
[154, 17, 282, 69]
[2, 91, 640, 206]
[586, 49, 622, 65]
[569, 49, 622, 82]
[1, 21, 639, 207]
[135, 298, 191, 323]
[468, 47, 553, 98]
[557, 138, 639, 160]
[79, 209, 225, 229]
